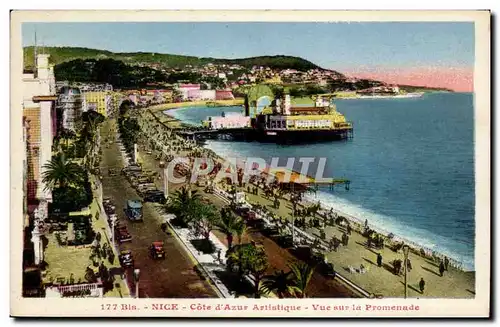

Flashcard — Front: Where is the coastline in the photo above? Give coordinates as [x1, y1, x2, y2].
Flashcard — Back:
[148, 98, 244, 113]
[150, 106, 472, 273]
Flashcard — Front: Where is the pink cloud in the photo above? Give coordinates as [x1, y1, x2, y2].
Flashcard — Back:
[344, 66, 473, 92]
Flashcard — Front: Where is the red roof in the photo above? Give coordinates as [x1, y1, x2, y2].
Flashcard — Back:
[179, 84, 200, 88]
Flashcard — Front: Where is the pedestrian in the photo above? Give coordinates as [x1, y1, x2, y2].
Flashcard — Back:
[347, 224, 352, 235]
[377, 253, 382, 267]
[342, 233, 347, 246]
[160, 223, 167, 233]
[419, 278, 425, 294]
[364, 219, 368, 229]
[345, 235, 349, 246]
[333, 237, 340, 252]
[439, 261, 445, 277]
[407, 258, 412, 272]
[444, 256, 449, 271]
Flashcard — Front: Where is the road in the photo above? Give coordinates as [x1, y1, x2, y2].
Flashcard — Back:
[134, 133, 358, 298]
[207, 195, 358, 298]
[99, 122, 217, 298]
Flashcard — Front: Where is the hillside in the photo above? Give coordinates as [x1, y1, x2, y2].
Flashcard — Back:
[24, 46, 453, 92]
[23, 46, 326, 72]
[397, 84, 454, 93]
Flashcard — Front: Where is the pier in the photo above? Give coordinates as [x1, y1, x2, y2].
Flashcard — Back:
[177, 126, 353, 144]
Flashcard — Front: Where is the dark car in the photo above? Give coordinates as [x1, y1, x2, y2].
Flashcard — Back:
[149, 241, 166, 259]
[115, 225, 132, 243]
[119, 250, 134, 268]
[322, 262, 336, 279]
[143, 190, 166, 204]
[104, 204, 116, 216]
[122, 165, 142, 176]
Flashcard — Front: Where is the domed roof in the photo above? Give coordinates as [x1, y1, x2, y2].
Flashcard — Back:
[60, 86, 81, 95]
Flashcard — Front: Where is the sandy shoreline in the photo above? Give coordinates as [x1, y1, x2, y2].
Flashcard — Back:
[148, 98, 244, 113]
[145, 105, 471, 273]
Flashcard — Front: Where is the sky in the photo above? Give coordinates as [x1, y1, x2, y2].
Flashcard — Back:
[22, 22, 475, 91]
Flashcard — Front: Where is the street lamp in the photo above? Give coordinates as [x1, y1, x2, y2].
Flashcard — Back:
[133, 268, 141, 298]
[403, 245, 410, 299]
[163, 168, 169, 202]
[290, 182, 297, 246]
[110, 215, 117, 245]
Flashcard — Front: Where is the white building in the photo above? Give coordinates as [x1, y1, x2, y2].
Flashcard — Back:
[177, 84, 201, 101]
[22, 54, 57, 203]
[57, 87, 83, 131]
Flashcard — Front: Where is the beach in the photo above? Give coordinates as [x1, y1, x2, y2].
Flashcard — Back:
[164, 94, 475, 272]
[130, 103, 476, 298]
[148, 99, 244, 113]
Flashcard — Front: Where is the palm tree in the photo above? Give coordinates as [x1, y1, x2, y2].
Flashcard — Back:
[190, 202, 220, 241]
[235, 219, 247, 245]
[42, 153, 85, 190]
[80, 112, 104, 173]
[226, 243, 269, 298]
[288, 261, 316, 298]
[167, 186, 201, 225]
[261, 270, 296, 298]
[215, 207, 244, 250]
[57, 128, 77, 151]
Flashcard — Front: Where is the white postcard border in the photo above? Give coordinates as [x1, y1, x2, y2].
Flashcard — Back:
[9, 10, 491, 318]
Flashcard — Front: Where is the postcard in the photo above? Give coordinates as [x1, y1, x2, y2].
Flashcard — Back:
[10, 10, 490, 318]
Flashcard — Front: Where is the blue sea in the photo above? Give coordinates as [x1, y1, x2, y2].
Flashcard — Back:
[166, 92, 475, 271]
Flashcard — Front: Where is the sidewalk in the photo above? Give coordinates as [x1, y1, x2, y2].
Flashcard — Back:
[241, 188, 475, 298]
[91, 127, 131, 298]
[131, 129, 279, 298]
[163, 215, 231, 298]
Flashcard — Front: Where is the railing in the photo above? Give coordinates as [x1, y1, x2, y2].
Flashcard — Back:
[57, 282, 101, 293]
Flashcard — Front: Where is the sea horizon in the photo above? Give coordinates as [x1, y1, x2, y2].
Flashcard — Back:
[166, 92, 475, 271]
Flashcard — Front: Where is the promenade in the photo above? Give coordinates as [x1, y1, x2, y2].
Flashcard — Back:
[138, 108, 475, 299]
[242, 191, 475, 299]
[148, 99, 244, 113]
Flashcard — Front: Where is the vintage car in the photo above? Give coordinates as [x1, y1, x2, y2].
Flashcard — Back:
[137, 184, 157, 196]
[104, 203, 116, 216]
[122, 165, 142, 176]
[241, 209, 256, 220]
[135, 181, 156, 191]
[125, 199, 143, 221]
[135, 176, 153, 185]
[143, 190, 166, 204]
[107, 214, 118, 227]
[118, 250, 134, 268]
[126, 171, 144, 183]
[115, 225, 132, 243]
[322, 262, 337, 279]
[150, 241, 166, 259]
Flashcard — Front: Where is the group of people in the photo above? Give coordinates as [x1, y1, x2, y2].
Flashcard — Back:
[326, 232, 350, 252]
[439, 256, 450, 277]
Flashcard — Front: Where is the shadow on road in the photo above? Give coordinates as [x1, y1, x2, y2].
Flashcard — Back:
[421, 265, 442, 277]
[399, 280, 423, 295]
